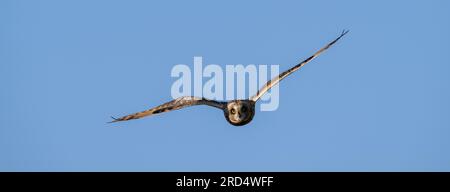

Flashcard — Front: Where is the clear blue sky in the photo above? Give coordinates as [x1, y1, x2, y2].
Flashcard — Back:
[1, 0, 450, 171]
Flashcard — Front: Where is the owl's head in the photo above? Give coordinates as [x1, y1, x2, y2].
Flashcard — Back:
[224, 100, 255, 126]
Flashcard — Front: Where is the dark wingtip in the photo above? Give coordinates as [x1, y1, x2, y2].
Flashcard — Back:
[107, 116, 120, 123]
[326, 29, 350, 47]
[338, 29, 349, 39]
[341, 29, 350, 36]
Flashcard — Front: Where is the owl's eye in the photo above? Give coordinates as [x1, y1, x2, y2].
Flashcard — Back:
[241, 106, 247, 112]
[230, 108, 236, 114]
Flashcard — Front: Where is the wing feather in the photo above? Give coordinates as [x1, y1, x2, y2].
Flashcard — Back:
[109, 96, 225, 123]
[250, 30, 349, 101]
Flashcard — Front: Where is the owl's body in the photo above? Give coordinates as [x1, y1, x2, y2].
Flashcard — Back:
[110, 31, 348, 126]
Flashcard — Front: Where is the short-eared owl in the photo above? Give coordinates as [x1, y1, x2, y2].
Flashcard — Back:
[110, 30, 348, 126]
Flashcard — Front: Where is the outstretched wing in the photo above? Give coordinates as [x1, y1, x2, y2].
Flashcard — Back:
[109, 96, 226, 123]
[250, 30, 349, 102]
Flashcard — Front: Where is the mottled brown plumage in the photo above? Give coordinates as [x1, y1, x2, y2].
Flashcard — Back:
[110, 30, 348, 126]
[109, 96, 225, 123]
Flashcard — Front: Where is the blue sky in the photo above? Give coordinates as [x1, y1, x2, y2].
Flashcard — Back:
[1, 0, 450, 171]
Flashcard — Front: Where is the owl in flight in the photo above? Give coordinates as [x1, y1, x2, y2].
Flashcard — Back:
[110, 30, 348, 126]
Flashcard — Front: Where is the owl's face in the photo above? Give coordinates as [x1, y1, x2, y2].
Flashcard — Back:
[224, 100, 255, 126]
